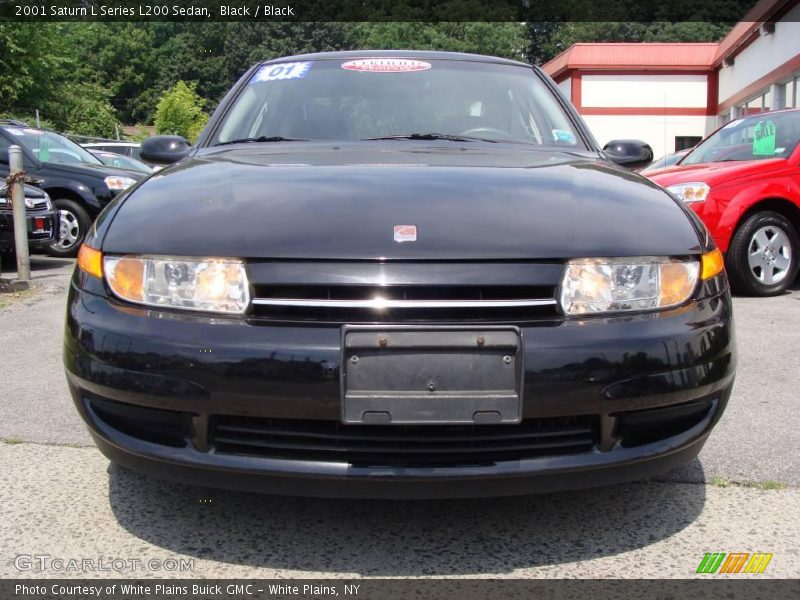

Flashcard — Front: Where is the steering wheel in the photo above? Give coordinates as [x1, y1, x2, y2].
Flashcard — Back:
[459, 127, 514, 141]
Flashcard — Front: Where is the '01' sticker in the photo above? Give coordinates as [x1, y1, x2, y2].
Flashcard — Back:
[251, 61, 312, 83]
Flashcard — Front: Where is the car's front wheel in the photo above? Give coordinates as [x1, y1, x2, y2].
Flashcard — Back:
[48, 198, 90, 258]
[727, 211, 799, 296]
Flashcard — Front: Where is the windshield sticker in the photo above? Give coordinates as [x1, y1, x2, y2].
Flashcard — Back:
[752, 120, 776, 156]
[722, 118, 743, 130]
[552, 129, 576, 145]
[251, 61, 312, 83]
[22, 128, 42, 135]
[341, 58, 432, 73]
[7, 129, 25, 136]
[39, 136, 50, 162]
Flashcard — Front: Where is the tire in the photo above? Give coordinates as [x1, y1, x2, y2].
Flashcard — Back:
[726, 211, 800, 296]
[48, 198, 91, 258]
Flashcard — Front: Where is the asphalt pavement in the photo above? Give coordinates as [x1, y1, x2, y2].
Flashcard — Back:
[1, 254, 798, 578]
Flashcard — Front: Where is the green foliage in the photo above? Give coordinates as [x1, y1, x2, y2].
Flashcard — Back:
[353, 23, 527, 61]
[61, 84, 120, 138]
[154, 81, 208, 142]
[65, 23, 162, 125]
[0, 23, 70, 110]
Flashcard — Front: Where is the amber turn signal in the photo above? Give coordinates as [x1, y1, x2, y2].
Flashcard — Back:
[701, 248, 725, 280]
[77, 244, 103, 278]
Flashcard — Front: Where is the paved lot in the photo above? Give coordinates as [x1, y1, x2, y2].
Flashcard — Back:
[1, 254, 798, 578]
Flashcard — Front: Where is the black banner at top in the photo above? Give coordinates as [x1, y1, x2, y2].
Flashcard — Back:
[0, 0, 762, 23]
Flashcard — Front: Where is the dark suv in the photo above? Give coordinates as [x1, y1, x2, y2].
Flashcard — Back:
[0, 183, 57, 252]
[0, 122, 145, 256]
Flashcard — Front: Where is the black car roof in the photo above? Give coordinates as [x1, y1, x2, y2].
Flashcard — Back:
[261, 50, 532, 68]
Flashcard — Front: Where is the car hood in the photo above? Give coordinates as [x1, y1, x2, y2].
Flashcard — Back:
[103, 143, 703, 260]
[646, 158, 788, 187]
[45, 161, 145, 181]
[0, 183, 46, 199]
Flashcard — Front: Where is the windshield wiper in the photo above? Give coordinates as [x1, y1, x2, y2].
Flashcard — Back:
[214, 136, 309, 146]
[362, 133, 499, 143]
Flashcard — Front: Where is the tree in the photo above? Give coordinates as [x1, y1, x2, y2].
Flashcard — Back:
[63, 23, 162, 124]
[60, 83, 120, 138]
[154, 81, 208, 142]
[354, 23, 527, 61]
[0, 24, 70, 112]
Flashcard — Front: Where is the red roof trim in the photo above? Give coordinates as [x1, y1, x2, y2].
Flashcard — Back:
[542, 1, 798, 78]
[542, 43, 720, 81]
[579, 107, 710, 116]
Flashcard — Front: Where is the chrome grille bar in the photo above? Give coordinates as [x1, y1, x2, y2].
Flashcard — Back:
[251, 297, 557, 309]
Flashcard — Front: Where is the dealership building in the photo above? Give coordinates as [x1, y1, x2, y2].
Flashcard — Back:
[542, 0, 800, 158]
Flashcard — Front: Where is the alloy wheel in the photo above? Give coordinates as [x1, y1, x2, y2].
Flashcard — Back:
[55, 208, 80, 252]
[747, 225, 792, 285]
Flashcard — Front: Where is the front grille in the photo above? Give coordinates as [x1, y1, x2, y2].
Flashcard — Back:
[26, 198, 50, 211]
[210, 415, 599, 466]
[2, 201, 50, 213]
[251, 284, 560, 323]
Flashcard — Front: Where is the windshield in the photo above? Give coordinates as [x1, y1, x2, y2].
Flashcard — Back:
[4, 127, 102, 165]
[683, 111, 800, 165]
[641, 149, 688, 173]
[212, 58, 584, 148]
[95, 152, 152, 173]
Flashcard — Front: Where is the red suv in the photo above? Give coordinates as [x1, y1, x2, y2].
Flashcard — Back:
[647, 109, 800, 296]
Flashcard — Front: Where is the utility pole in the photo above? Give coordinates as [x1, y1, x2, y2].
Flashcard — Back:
[35, 110, 41, 128]
[9, 146, 31, 283]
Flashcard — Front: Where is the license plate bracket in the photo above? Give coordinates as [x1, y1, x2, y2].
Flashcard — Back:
[341, 326, 523, 425]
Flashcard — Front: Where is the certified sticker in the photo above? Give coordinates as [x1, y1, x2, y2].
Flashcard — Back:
[341, 58, 432, 73]
[393, 225, 417, 243]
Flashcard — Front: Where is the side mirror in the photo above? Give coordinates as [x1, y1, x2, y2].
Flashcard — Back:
[603, 139, 654, 170]
[140, 135, 191, 165]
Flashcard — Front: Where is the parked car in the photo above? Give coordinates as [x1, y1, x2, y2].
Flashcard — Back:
[640, 148, 692, 174]
[0, 183, 58, 252]
[646, 109, 800, 296]
[82, 142, 164, 171]
[89, 150, 153, 174]
[0, 123, 145, 256]
[81, 141, 142, 159]
[66, 51, 735, 498]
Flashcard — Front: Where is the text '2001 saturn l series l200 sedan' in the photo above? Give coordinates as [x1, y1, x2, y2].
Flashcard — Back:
[64, 51, 735, 498]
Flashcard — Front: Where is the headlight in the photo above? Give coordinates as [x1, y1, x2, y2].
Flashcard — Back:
[104, 255, 250, 314]
[559, 257, 700, 315]
[667, 182, 710, 203]
[104, 175, 137, 191]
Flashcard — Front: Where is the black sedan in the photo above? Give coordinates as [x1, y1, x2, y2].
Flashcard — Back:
[64, 51, 736, 498]
[0, 183, 57, 252]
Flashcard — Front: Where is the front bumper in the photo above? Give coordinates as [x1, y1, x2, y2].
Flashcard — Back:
[0, 208, 57, 249]
[64, 276, 735, 498]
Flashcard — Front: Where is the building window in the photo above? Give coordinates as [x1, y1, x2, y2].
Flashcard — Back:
[675, 136, 702, 151]
[747, 95, 764, 114]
